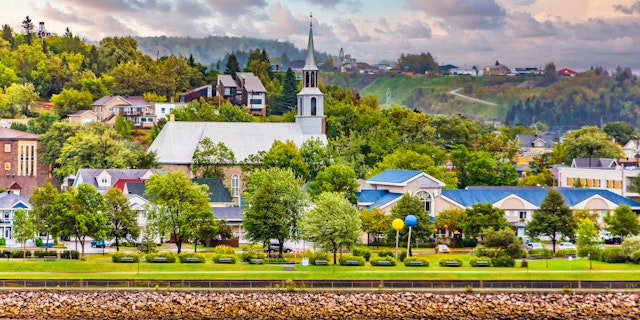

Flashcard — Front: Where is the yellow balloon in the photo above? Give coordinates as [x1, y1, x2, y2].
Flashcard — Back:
[392, 218, 404, 230]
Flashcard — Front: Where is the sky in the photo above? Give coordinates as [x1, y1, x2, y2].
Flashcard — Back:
[1, 0, 640, 72]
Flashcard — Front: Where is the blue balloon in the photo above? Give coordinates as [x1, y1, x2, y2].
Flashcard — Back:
[404, 214, 417, 227]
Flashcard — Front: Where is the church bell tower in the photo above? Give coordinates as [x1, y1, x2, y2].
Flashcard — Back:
[295, 13, 325, 135]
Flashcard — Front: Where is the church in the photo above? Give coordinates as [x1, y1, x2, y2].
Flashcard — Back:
[149, 16, 327, 204]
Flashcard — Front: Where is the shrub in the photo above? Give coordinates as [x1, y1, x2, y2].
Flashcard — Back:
[352, 247, 371, 261]
[111, 252, 140, 263]
[265, 257, 288, 264]
[0, 237, 5, 246]
[554, 248, 577, 257]
[469, 257, 492, 267]
[212, 254, 237, 264]
[178, 253, 205, 263]
[302, 250, 328, 265]
[461, 237, 478, 248]
[491, 255, 515, 267]
[285, 279, 296, 292]
[370, 256, 396, 266]
[338, 255, 365, 266]
[472, 245, 493, 258]
[213, 245, 236, 255]
[509, 247, 528, 259]
[239, 250, 266, 262]
[403, 257, 429, 267]
[398, 249, 407, 262]
[60, 250, 79, 259]
[621, 238, 640, 257]
[528, 248, 553, 259]
[601, 248, 626, 263]
[629, 250, 640, 264]
[423, 242, 437, 248]
[35, 238, 43, 247]
[145, 252, 177, 263]
[11, 250, 31, 258]
[520, 260, 528, 268]
[377, 249, 394, 258]
[439, 257, 463, 267]
[33, 250, 57, 258]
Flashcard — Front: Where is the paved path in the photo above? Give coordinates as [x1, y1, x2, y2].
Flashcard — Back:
[448, 88, 497, 105]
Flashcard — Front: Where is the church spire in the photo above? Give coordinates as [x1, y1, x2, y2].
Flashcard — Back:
[303, 13, 318, 71]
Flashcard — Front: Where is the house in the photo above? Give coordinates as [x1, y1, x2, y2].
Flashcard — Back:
[515, 67, 542, 76]
[622, 140, 640, 159]
[557, 68, 578, 77]
[179, 85, 214, 103]
[67, 109, 99, 124]
[236, 72, 267, 116]
[0, 128, 50, 197]
[149, 18, 327, 203]
[216, 74, 238, 102]
[483, 62, 511, 76]
[356, 169, 640, 237]
[514, 134, 554, 166]
[91, 96, 156, 128]
[556, 164, 640, 198]
[571, 158, 618, 168]
[69, 168, 163, 193]
[153, 102, 187, 122]
[0, 191, 31, 245]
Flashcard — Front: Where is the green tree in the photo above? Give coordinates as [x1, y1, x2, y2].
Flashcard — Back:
[21, 16, 34, 45]
[604, 205, 640, 239]
[300, 192, 362, 264]
[2, 24, 15, 49]
[274, 67, 297, 115]
[576, 217, 601, 266]
[261, 140, 309, 180]
[38, 122, 81, 174]
[300, 137, 334, 180]
[144, 171, 210, 253]
[29, 183, 59, 252]
[542, 62, 559, 84]
[104, 187, 140, 252]
[50, 88, 93, 117]
[113, 114, 134, 140]
[218, 103, 254, 122]
[191, 138, 236, 179]
[216, 219, 234, 239]
[463, 203, 509, 240]
[242, 168, 307, 256]
[368, 148, 458, 188]
[562, 126, 623, 164]
[526, 189, 576, 252]
[26, 111, 59, 134]
[434, 208, 465, 246]
[308, 163, 358, 202]
[97, 36, 140, 73]
[189, 208, 218, 253]
[359, 207, 388, 247]
[224, 53, 240, 80]
[482, 226, 521, 258]
[387, 193, 433, 256]
[13, 209, 34, 260]
[3, 82, 38, 117]
[603, 121, 636, 145]
[110, 61, 152, 96]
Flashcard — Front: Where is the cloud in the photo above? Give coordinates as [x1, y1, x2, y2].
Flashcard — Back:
[408, 0, 507, 29]
[332, 17, 371, 42]
[265, 2, 308, 36]
[614, 1, 640, 14]
[396, 20, 432, 39]
[203, 0, 268, 16]
[507, 11, 557, 38]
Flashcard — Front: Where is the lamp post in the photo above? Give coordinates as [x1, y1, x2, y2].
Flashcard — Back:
[404, 215, 417, 256]
[392, 219, 404, 261]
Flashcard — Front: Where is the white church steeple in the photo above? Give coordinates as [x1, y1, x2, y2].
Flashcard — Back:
[296, 13, 325, 135]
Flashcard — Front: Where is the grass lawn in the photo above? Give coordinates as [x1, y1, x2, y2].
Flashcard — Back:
[0, 252, 638, 281]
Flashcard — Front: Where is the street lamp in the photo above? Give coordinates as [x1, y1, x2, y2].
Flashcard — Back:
[405, 215, 417, 256]
[392, 219, 404, 261]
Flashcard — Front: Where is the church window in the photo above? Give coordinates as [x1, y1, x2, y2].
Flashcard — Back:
[414, 190, 432, 213]
[311, 98, 317, 115]
[231, 175, 240, 197]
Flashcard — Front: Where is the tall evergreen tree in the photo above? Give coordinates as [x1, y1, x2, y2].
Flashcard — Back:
[276, 67, 297, 115]
[21, 16, 34, 45]
[526, 189, 576, 252]
[224, 53, 240, 80]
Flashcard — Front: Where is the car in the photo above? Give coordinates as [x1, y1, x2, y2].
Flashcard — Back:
[527, 242, 543, 250]
[265, 243, 292, 253]
[435, 244, 450, 254]
[91, 240, 106, 248]
[604, 236, 622, 244]
[559, 242, 576, 250]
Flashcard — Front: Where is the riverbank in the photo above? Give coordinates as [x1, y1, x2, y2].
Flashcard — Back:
[0, 290, 637, 319]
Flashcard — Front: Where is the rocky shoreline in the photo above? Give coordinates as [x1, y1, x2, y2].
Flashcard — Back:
[0, 290, 638, 319]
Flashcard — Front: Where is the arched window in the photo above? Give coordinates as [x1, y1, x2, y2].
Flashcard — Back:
[231, 175, 240, 198]
[311, 98, 317, 115]
[311, 71, 315, 87]
[298, 98, 303, 115]
[414, 190, 432, 213]
[305, 72, 310, 87]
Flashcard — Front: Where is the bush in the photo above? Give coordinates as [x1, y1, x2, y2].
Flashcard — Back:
[469, 257, 492, 267]
[111, 252, 140, 263]
[213, 245, 236, 255]
[520, 260, 528, 268]
[0, 238, 5, 246]
[403, 257, 429, 267]
[491, 255, 515, 267]
[145, 252, 177, 263]
[370, 256, 396, 266]
[60, 250, 79, 259]
[629, 250, 640, 264]
[554, 248, 577, 257]
[11, 250, 31, 258]
[601, 248, 626, 263]
[212, 254, 237, 264]
[239, 250, 266, 262]
[302, 250, 328, 265]
[621, 238, 640, 257]
[398, 249, 407, 262]
[352, 247, 371, 261]
[35, 238, 43, 247]
[439, 257, 463, 267]
[377, 249, 394, 258]
[528, 248, 553, 259]
[472, 245, 493, 258]
[33, 250, 57, 258]
[461, 237, 478, 248]
[338, 255, 365, 266]
[178, 253, 205, 263]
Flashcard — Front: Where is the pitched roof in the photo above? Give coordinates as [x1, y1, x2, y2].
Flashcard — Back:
[571, 158, 618, 168]
[149, 121, 327, 164]
[303, 18, 318, 71]
[237, 72, 266, 92]
[211, 206, 242, 222]
[92, 96, 150, 108]
[75, 169, 163, 190]
[0, 127, 40, 140]
[217, 74, 237, 88]
[67, 109, 98, 117]
[125, 179, 232, 203]
[112, 178, 143, 191]
[355, 190, 404, 209]
[367, 170, 423, 184]
[516, 134, 554, 149]
[0, 192, 30, 209]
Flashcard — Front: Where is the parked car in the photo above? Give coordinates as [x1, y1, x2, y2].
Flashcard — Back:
[435, 244, 450, 254]
[559, 242, 576, 250]
[264, 242, 292, 253]
[91, 240, 106, 248]
[527, 242, 543, 250]
[604, 236, 622, 245]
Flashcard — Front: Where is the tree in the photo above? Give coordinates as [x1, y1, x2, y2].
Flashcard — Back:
[29, 183, 59, 252]
[359, 207, 388, 246]
[542, 62, 559, 84]
[38, 122, 81, 174]
[191, 138, 236, 179]
[482, 227, 521, 258]
[242, 168, 307, 256]
[463, 203, 509, 240]
[51, 184, 108, 259]
[576, 218, 600, 267]
[189, 208, 218, 253]
[21, 16, 34, 45]
[434, 208, 465, 246]
[261, 140, 309, 180]
[275, 67, 297, 115]
[3, 83, 38, 117]
[104, 187, 140, 251]
[113, 114, 134, 140]
[386, 193, 433, 256]
[603, 121, 636, 145]
[308, 164, 359, 202]
[300, 137, 334, 180]
[50, 88, 93, 117]
[224, 53, 240, 80]
[322, 56, 334, 72]
[604, 205, 640, 239]
[562, 126, 623, 165]
[216, 219, 234, 239]
[144, 171, 211, 254]
[526, 189, 576, 252]
[25, 112, 59, 134]
[368, 148, 458, 188]
[2, 24, 15, 49]
[12, 209, 34, 260]
[110, 62, 152, 96]
[300, 192, 362, 264]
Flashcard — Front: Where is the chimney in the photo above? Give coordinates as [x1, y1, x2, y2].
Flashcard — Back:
[170, 96, 174, 103]
[169, 114, 175, 122]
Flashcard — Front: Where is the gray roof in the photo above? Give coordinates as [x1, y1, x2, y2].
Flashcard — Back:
[516, 134, 554, 149]
[126, 179, 232, 203]
[211, 206, 243, 222]
[149, 121, 327, 164]
[237, 72, 266, 92]
[571, 158, 618, 168]
[0, 192, 30, 209]
[217, 75, 237, 88]
[92, 96, 150, 108]
[74, 169, 163, 190]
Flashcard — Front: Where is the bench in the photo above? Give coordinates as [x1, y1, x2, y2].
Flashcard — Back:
[374, 260, 393, 266]
[153, 257, 168, 263]
[345, 260, 360, 266]
[528, 254, 543, 260]
[249, 258, 264, 264]
[445, 261, 460, 267]
[217, 257, 233, 264]
[184, 257, 201, 263]
[475, 260, 489, 267]
[27, 256, 41, 261]
[120, 257, 135, 263]
[314, 260, 328, 266]
[44, 256, 57, 261]
[409, 260, 424, 266]
[565, 253, 577, 259]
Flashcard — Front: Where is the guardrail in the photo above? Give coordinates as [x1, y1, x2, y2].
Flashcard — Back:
[0, 280, 638, 290]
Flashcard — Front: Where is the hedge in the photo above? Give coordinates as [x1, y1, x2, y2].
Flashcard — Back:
[111, 252, 140, 263]
[145, 252, 176, 263]
[302, 250, 328, 265]
[469, 257, 492, 267]
[370, 256, 396, 266]
[338, 255, 365, 266]
[178, 253, 205, 263]
[212, 254, 238, 264]
[403, 257, 429, 267]
[439, 257, 463, 267]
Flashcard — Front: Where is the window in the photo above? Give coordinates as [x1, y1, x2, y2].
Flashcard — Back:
[141, 118, 147, 122]
[109, 108, 114, 112]
[414, 190, 432, 213]
[101, 178, 108, 184]
[4, 144, 10, 152]
[3, 211, 9, 219]
[519, 211, 527, 220]
[249, 99, 262, 105]
[4, 162, 9, 171]
[161, 108, 165, 113]
[231, 175, 240, 198]
[311, 98, 317, 115]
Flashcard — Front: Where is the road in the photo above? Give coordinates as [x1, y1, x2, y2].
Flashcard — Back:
[448, 88, 497, 106]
